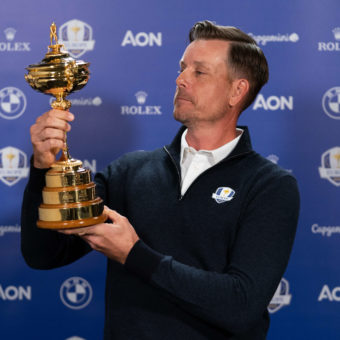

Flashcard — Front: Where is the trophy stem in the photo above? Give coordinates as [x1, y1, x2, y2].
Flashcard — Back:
[58, 132, 70, 162]
[51, 93, 72, 161]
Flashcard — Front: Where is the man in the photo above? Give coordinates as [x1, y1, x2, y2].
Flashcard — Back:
[21, 21, 299, 339]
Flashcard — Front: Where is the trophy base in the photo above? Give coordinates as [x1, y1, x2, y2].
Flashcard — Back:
[37, 213, 107, 230]
[37, 158, 107, 230]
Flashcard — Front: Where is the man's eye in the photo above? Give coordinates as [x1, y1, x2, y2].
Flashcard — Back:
[195, 71, 204, 75]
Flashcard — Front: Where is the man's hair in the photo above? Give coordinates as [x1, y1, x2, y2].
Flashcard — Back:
[189, 20, 269, 112]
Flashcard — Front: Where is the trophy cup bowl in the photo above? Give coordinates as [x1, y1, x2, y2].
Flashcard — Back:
[24, 23, 107, 229]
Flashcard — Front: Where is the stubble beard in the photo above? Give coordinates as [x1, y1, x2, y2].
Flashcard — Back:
[173, 89, 230, 127]
[174, 104, 230, 129]
[173, 105, 196, 127]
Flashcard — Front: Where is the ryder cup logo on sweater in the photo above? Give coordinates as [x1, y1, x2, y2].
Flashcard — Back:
[268, 278, 292, 313]
[0, 27, 31, 52]
[322, 87, 340, 119]
[318, 28, 340, 52]
[0, 147, 29, 186]
[60, 277, 92, 310]
[319, 147, 340, 186]
[0, 87, 27, 119]
[121, 91, 162, 115]
[58, 19, 95, 58]
[212, 187, 235, 203]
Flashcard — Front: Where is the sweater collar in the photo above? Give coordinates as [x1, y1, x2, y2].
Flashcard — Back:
[164, 126, 252, 157]
[164, 125, 253, 168]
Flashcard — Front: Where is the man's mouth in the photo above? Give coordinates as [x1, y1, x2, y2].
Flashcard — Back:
[175, 91, 192, 103]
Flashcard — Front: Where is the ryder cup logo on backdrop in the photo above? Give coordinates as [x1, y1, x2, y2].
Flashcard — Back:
[121, 91, 162, 115]
[322, 87, 340, 119]
[268, 278, 292, 313]
[0, 147, 29, 186]
[319, 147, 340, 186]
[60, 277, 93, 310]
[318, 28, 340, 52]
[248, 32, 299, 46]
[0, 27, 31, 52]
[58, 19, 95, 58]
[0, 87, 27, 119]
[121, 30, 162, 47]
[212, 187, 235, 203]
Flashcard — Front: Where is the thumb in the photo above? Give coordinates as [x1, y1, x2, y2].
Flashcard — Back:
[104, 206, 123, 223]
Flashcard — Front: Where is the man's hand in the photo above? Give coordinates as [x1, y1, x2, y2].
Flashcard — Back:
[30, 109, 74, 168]
[59, 207, 140, 264]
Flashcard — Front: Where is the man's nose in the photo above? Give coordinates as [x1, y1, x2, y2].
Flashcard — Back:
[176, 70, 188, 88]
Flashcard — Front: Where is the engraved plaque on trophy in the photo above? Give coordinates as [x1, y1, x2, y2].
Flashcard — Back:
[24, 23, 106, 229]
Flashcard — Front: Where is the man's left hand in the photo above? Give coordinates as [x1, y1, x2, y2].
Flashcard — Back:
[59, 206, 139, 264]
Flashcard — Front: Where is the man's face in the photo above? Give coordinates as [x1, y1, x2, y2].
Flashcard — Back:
[173, 39, 233, 126]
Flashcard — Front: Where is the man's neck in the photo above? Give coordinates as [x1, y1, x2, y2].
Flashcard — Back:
[185, 116, 238, 151]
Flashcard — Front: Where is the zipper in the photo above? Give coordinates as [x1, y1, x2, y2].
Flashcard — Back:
[164, 146, 253, 201]
[164, 147, 184, 200]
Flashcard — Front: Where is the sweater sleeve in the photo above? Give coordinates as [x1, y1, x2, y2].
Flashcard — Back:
[125, 174, 300, 334]
[20, 161, 96, 269]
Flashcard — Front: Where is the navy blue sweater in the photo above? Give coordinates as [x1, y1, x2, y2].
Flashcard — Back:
[21, 126, 299, 339]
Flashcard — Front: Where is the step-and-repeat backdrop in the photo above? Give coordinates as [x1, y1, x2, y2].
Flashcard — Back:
[0, 0, 339, 339]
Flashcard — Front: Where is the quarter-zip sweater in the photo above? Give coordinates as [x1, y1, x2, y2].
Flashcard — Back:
[21, 126, 300, 340]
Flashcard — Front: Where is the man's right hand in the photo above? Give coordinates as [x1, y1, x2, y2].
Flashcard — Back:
[30, 109, 74, 169]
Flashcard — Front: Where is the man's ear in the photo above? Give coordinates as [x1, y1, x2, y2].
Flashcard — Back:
[229, 79, 249, 107]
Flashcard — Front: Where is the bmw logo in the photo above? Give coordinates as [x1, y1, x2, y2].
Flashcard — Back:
[322, 87, 340, 119]
[0, 87, 27, 120]
[60, 277, 93, 310]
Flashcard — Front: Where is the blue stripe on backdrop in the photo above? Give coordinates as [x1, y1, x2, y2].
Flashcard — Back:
[0, 0, 339, 339]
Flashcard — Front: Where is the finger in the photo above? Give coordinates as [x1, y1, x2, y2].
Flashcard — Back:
[42, 116, 72, 132]
[35, 110, 74, 133]
[33, 138, 65, 154]
[53, 109, 75, 121]
[39, 127, 67, 143]
[31, 127, 66, 147]
[58, 225, 95, 236]
[104, 207, 124, 223]
[37, 109, 74, 123]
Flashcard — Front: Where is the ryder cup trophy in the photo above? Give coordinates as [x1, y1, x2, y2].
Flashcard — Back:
[24, 23, 106, 229]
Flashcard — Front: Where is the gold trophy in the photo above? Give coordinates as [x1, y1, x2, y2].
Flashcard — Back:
[24, 23, 106, 229]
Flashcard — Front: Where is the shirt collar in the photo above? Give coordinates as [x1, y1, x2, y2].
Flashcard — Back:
[180, 128, 244, 166]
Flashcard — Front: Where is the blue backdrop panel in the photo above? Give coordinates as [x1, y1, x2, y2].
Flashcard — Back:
[0, 0, 339, 339]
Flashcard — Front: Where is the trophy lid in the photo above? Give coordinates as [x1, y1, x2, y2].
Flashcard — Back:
[26, 44, 89, 69]
[24, 22, 90, 96]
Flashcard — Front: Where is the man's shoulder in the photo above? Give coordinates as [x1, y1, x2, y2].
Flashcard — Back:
[243, 151, 298, 187]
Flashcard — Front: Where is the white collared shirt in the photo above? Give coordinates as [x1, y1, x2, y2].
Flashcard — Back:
[180, 128, 243, 195]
